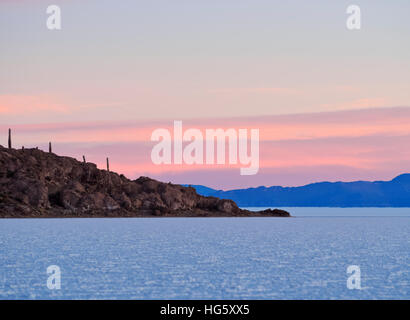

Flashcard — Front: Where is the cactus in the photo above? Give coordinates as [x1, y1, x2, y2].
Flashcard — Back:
[83, 155, 86, 163]
[8, 128, 11, 149]
[49, 142, 52, 153]
[106, 157, 110, 172]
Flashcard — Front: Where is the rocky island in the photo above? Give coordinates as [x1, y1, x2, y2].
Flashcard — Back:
[0, 146, 290, 218]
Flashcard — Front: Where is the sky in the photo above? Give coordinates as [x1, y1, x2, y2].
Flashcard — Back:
[1, 0, 410, 189]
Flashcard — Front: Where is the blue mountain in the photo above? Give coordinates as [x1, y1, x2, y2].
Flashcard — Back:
[182, 184, 222, 196]
[189, 174, 410, 207]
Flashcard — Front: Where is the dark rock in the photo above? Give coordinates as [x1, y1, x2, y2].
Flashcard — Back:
[0, 146, 291, 218]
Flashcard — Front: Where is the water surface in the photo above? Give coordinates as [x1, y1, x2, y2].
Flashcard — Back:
[0, 210, 409, 299]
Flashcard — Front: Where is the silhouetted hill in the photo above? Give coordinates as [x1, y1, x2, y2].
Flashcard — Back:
[0, 146, 290, 217]
[191, 174, 410, 207]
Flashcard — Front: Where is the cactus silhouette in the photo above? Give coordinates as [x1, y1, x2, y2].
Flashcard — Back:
[8, 128, 11, 149]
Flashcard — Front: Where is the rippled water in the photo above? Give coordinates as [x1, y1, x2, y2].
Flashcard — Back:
[0, 212, 409, 299]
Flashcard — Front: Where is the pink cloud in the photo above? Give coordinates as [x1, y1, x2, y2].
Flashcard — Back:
[320, 97, 388, 111]
[5, 106, 410, 144]
[0, 95, 68, 115]
[209, 87, 298, 95]
[2, 106, 410, 189]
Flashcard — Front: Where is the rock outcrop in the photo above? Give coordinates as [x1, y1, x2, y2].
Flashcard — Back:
[0, 146, 290, 218]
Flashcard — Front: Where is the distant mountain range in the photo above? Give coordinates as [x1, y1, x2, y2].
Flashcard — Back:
[186, 174, 410, 207]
